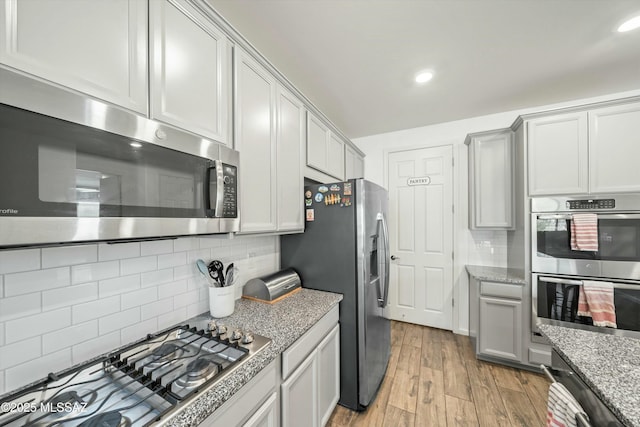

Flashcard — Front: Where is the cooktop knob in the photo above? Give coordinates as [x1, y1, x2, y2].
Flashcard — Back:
[241, 332, 254, 344]
[231, 329, 243, 341]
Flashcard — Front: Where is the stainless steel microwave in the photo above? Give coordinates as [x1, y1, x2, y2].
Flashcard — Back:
[0, 68, 239, 248]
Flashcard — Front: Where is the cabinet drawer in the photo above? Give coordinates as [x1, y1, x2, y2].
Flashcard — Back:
[282, 305, 339, 379]
[480, 281, 523, 300]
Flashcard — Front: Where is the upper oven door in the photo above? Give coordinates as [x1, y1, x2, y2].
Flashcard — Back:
[532, 212, 640, 278]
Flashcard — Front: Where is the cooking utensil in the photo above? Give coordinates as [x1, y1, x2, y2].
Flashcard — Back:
[209, 260, 225, 287]
[226, 267, 237, 287]
[196, 259, 209, 276]
[225, 263, 235, 286]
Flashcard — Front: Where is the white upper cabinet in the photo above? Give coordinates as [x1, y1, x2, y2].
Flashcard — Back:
[589, 102, 640, 194]
[235, 48, 277, 233]
[150, 0, 230, 145]
[276, 87, 305, 232]
[306, 111, 346, 181]
[467, 130, 514, 229]
[0, 0, 148, 114]
[527, 112, 588, 196]
[345, 145, 365, 179]
[327, 134, 345, 180]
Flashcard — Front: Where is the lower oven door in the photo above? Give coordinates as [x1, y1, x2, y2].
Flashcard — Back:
[549, 350, 624, 427]
[533, 274, 640, 339]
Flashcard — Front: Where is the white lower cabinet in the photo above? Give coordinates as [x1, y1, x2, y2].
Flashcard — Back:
[281, 306, 340, 427]
[243, 392, 278, 427]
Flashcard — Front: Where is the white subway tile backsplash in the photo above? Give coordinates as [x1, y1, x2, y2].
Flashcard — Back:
[5, 308, 71, 344]
[42, 282, 98, 311]
[140, 239, 174, 256]
[5, 348, 72, 391]
[42, 321, 98, 354]
[157, 307, 186, 330]
[0, 337, 40, 370]
[72, 331, 120, 365]
[0, 293, 41, 322]
[98, 242, 140, 261]
[121, 287, 158, 311]
[121, 318, 158, 344]
[121, 256, 158, 276]
[141, 268, 173, 288]
[0, 249, 40, 274]
[71, 261, 120, 284]
[158, 279, 187, 300]
[0, 235, 280, 396]
[173, 237, 199, 252]
[98, 307, 140, 335]
[42, 245, 97, 268]
[98, 274, 140, 298]
[157, 252, 187, 269]
[72, 295, 120, 323]
[141, 298, 173, 320]
[4, 267, 70, 297]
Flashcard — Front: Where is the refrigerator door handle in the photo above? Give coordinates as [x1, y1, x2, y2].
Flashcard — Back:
[377, 213, 391, 307]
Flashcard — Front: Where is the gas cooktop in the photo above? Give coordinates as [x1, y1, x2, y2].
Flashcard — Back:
[0, 321, 271, 427]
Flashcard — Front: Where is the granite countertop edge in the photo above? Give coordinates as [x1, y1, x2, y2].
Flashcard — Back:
[162, 288, 343, 426]
[538, 324, 640, 427]
[465, 264, 526, 285]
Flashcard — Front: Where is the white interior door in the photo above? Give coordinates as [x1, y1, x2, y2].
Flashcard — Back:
[387, 146, 453, 329]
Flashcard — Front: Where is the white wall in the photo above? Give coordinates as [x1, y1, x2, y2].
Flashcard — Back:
[0, 235, 279, 395]
[353, 88, 640, 336]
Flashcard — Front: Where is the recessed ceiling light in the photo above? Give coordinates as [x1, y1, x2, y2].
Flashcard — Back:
[130, 142, 142, 148]
[618, 15, 640, 32]
[415, 71, 434, 84]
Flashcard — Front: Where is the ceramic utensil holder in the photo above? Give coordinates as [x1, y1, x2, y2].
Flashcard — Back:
[209, 284, 235, 318]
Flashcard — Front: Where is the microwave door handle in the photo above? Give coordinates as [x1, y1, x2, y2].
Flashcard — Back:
[205, 160, 225, 218]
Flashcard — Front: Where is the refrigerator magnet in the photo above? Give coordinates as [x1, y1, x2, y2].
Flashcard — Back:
[305, 199, 313, 206]
[343, 183, 352, 195]
[305, 190, 312, 198]
[306, 209, 315, 221]
[330, 184, 340, 192]
[318, 186, 329, 193]
[314, 193, 324, 203]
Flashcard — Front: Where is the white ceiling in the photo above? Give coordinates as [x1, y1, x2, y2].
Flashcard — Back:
[207, 0, 640, 139]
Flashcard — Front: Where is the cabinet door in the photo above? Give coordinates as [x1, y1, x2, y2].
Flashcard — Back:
[276, 87, 305, 232]
[345, 145, 364, 179]
[317, 325, 340, 427]
[589, 102, 640, 194]
[327, 134, 345, 180]
[478, 296, 522, 362]
[469, 131, 513, 229]
[150, 0, 229, 144]
[235, 48, 277, 233]
[281, 351, 318, 427]
[307, 112, 330, 173]
[0, 0, 147, 113]
[527, 112, 588, 196]
[243, 392, 278, 427]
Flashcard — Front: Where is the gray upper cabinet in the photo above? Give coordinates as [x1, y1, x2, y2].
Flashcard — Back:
[306, 111, 346, 181]
[0, 0, 148, 114]
[345, 145, 364, 179]
[466, 129, 514, 230]
[527, 112, 588, 196]
[150, 0, 230, 145]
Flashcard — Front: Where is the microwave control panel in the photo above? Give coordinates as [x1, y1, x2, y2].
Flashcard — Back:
[222, 164, 237, 218]
[566, 199, 615, 210]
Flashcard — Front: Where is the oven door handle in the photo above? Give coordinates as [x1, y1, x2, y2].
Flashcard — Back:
[540, 365, 592, 427]
[539, 276, 640, 289]
[537, 213, 640, 220]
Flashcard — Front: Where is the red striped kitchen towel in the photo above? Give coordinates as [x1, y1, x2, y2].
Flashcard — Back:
[570, 213, 598, 251]
[546, 382, 587, 427]
[577, 280, 617, 328]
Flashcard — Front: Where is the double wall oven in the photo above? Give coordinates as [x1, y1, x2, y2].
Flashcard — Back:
[532, 195, 640, 339]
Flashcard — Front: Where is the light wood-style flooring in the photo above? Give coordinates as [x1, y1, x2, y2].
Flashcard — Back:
[328, 320, 550, 427]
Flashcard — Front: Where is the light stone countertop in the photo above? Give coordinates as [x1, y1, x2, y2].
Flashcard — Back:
[465, 265, 527, 285]
[162, 288, 343, 426]
[538, 324, 640, 427]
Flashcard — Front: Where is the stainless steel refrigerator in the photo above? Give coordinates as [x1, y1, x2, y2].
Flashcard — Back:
[280, 179, 391, 411]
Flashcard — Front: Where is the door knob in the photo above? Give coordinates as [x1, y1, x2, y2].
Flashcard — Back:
[390, 255, 398, 260]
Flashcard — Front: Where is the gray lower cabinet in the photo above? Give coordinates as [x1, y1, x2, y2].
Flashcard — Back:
[281, 350, 319, 427]
[479, 295, 522, 362]
[242, 392, 278, 427]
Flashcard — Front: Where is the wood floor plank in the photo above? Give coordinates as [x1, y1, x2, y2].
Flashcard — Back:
[403, 323, 423, 348]
[500, 386, 544, 427]
[383, 404, 416, 427]
[391, 321, 405, 347]
[442, 338, 473, 401]
[327, 404, 355, 427]
[388, 365, 419, 413]
[445, 394, 480, 427]
[517, 371, 551, 426]
[490, 364, 525, 392]
[467, 361, 512, 427]
[351, 375, 393, 427]
[415, 366, 447, 427]
[421, 339, 443, 370]
[455, 334, 477, 363]
[388, 344, 402, 377]
[396, 345, 421, 376]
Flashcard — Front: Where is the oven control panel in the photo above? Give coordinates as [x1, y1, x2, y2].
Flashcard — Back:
[566, 199, 615, 210]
